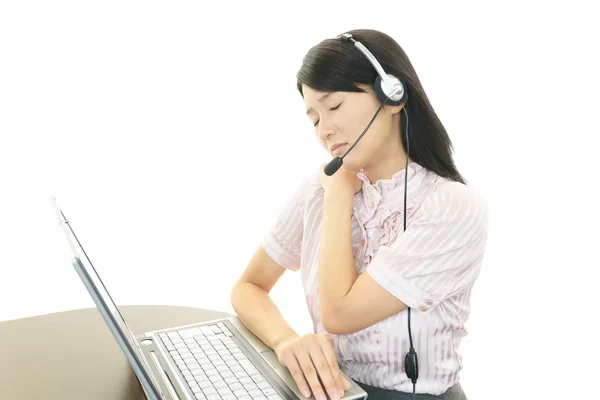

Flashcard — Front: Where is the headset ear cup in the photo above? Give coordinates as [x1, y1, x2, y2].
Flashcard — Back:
[374, 75, 406, 106]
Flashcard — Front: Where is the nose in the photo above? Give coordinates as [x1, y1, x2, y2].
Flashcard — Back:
[317, 118, 335, 141]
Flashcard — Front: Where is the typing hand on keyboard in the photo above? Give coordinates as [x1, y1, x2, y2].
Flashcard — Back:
[274, 334, 352, 400]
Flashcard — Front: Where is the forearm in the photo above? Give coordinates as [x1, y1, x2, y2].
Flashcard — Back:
[318, 192, 357, 319]
[230, 282, 299, 351]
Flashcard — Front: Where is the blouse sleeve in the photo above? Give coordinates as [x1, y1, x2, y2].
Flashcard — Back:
[366, 182, 489, 312]
[260, 179, 308, 271]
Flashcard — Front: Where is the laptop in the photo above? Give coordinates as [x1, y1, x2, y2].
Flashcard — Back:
[51, 197, 368, 400]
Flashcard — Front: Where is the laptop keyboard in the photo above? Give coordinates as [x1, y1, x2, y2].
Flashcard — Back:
[158, 322, 285, 400]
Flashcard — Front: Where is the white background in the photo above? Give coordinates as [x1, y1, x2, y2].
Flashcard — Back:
[1, 1, 598, 399]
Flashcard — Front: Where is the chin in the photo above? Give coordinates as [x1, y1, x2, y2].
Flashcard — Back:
[340, 158, 365, 173]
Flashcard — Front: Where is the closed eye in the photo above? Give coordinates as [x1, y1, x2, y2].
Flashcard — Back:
[313, 102, 342, 127]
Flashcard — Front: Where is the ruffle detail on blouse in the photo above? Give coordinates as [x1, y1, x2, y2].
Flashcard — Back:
[352, 162, 433, 268]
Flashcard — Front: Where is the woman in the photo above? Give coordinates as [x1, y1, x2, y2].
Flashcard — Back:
[231, 29, 488, 400]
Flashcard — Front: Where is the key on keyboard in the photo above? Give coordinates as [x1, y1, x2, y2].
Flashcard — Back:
[158, 323, 284, 400]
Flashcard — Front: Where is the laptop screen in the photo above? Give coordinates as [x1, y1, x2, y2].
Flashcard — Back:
[51, 197, 164, 400]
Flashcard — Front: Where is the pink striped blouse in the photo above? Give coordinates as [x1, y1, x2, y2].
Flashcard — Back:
[260, 162, 489, 395]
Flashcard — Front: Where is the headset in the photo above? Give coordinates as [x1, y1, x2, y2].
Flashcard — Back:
[323, 33, 408, 176]
[324, 33, 419, 398]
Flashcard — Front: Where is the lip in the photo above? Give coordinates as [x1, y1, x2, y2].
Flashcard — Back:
[330, 143, 347, 156]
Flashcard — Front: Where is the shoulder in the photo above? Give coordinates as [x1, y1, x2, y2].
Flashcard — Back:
[281, 170, 324, 213]
[418, 177, 489, 229]
[296, 170, 325, 203]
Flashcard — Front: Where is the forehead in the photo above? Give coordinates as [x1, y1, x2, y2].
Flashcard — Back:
[302, 85, 333, 101]
[303, 85, 337, 114]
[303, 84, 372, 114]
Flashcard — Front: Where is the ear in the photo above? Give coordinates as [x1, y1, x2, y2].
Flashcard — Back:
[386, 99, 407, 115]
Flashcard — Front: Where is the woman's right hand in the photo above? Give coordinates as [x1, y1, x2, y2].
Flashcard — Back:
[274, 333, 352, 400]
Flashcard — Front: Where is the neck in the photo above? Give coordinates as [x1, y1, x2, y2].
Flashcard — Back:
[363, 155, 413, 183]
[363, 131, 412, 183]
[362, 111, 413, 183]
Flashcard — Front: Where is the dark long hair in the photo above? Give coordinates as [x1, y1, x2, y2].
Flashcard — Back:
[296, 29, 467, 185]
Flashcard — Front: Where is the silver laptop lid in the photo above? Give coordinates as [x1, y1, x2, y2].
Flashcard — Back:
[51, 197, 164, 400]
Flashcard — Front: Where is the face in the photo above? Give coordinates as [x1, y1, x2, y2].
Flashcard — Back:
[303, 84, 405, 174]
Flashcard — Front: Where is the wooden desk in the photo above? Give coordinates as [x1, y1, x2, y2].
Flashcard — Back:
[0, 305, 232, 400]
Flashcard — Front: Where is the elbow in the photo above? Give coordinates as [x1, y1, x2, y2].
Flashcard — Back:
[322, 320, 344, 335]
[230, 281, 246, 311]
[230, 284, 238, 311]
[321, 305, 348, 335]
[321, 303, 368, 335]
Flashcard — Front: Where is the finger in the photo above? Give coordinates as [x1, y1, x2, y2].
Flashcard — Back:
[281, 352, 312, 398]
[295, 348, 327, 400]
[309, 341, 341, 400]
[317, 336, 344, 395]
[343, 376, 352, 390]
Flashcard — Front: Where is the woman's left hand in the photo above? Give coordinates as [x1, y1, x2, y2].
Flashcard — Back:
[318, 163, 363, 199]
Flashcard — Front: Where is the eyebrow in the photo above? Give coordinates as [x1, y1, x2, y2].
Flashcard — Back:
[305, 93, 332, 115]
